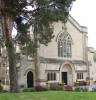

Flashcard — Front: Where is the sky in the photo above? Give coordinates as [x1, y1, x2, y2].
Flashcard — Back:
[70, 0, 96, 49]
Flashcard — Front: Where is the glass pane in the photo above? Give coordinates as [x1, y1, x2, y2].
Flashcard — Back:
[58, 41, 60, 57]
[47, 73, 50, 81]
[54, 73, 56, 80]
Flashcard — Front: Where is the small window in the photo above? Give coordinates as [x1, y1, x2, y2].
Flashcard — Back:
[47, 72, 56, 81]
[47, 73, 50, 81]
[77, 72, 83, 79]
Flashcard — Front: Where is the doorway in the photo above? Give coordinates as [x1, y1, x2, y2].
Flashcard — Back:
[62, 72, 67, 85]
[27, 71, 34, 88]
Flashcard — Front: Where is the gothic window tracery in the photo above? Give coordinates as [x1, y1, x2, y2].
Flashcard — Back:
[58, 32, 72, 57]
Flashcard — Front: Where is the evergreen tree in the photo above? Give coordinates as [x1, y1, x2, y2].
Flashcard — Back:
[0, 0, 75, 93]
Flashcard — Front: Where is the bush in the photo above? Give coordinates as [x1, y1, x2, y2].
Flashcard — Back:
[1, 90, 9, 93]
[91, 87, 96, 92]
[58, 83, 64, 86]
[74, 87, 84, 92]
[35, 84, 43, 92]
[56, 86, 63, 91]
[0, 83, 3, 91]
[43, 86, 49, 91]
[83, 86, 89, 92]
[22, 88, 35, 92]
[50, 83, 58, 90]
[29, 88, 36, 92]
[22, 88, 30, 92]
[64, 85, 73, 91]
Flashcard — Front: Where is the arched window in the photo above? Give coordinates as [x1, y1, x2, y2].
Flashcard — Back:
[47, 72, 56, 81]
[54, 73, 56, 80]
[58, 32, 72, 57]
[51, 73, 53, 80]
[47, 73, 50, 81]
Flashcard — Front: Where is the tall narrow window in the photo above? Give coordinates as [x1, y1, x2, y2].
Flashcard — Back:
[58, 32, 72, 57]
[47, 73, 50, 81]
[54, 73, 56, 80]
[51, 73, 53, 80]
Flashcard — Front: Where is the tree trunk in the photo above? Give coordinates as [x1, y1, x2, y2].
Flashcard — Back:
[34, 20, 40, 85]
[34, 48, 40, 85]
[3, 16, 19, 93]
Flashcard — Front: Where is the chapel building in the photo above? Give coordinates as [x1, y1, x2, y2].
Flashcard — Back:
[17, 15, 96, 87]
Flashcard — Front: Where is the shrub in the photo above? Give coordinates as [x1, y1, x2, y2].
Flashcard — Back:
[91, 87, 96, 92]
[0, 83, 3, 91]
[74, 87, 84, 92]
[56, 86, 63, 91]
[43, 86, 49, 91]
[22, 88, 30, 92]
[58, 83, 65, 86]
[64, 85, 73, 91]
[22, 88, 36, 92]
[50, 83, 58, 90]
[83, 86, 89, 92]
[29, 88, 36, 92]
[35, 84, 43, 92]
[1, 90, 9, 93]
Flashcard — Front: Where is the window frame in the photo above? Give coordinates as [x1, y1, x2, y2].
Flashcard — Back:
[58, 32, 72, 58]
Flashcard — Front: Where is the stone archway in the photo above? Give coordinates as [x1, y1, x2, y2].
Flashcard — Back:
[62, 64, 72, 85]
[60, 61, 74, 85]
[27, 71, 34, 88]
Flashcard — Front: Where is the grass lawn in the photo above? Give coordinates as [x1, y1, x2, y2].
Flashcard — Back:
[0, 91, 96, 100]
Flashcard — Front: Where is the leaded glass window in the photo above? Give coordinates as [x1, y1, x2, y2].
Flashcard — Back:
[58, 32, 72, 57]
[47, 72, 56, 81]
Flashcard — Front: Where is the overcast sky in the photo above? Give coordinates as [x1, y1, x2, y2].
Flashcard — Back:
[70, 0, 96, 49]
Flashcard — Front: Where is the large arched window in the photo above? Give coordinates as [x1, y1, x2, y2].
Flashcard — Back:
[58, 32, 72, 57]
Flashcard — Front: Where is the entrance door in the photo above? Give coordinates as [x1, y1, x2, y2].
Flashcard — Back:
[27, 71, 34, 88]
[62, 72, 67, 85]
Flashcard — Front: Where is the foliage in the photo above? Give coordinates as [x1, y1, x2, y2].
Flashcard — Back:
[22, 88, 36, 92]
[56, 86, 63, 91]
[74, 87, 84, 92]
[83, 86, 89, 92]
[35, 84, 43, 92]
[0, 90, 9, 93]
[0, 83, 3, 91]
[50, 83, 58, 90]
[64, 85, 73, 91]
[1, 0, 75, 55]
[29, 88, 36, 92]
[58, 82, 65, 86]
[91, 87, 96, 92]
[22, 88, 30, 92]
[43, 86, 49, 91]
[0, 0, 75, 93]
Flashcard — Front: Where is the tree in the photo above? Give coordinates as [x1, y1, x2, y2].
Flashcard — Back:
[0, 0, 75, 93]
